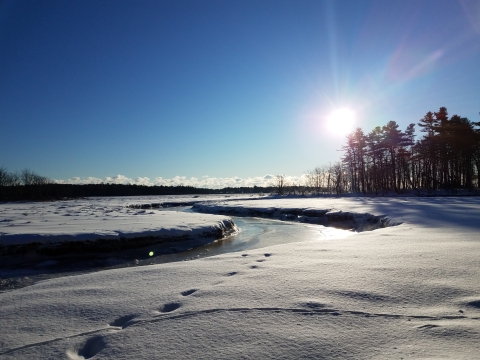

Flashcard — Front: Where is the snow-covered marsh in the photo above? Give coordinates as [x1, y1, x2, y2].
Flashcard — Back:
[1, 196, 480, 359]
[0, 197, 240, 255]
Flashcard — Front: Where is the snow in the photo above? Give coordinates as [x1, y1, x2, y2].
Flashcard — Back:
[1, 196, 480, 359]
[192, 198, 400, 230]
[0, 196, 241, 248]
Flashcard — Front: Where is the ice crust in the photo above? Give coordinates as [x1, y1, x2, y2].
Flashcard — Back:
[1, 196, 480, 359]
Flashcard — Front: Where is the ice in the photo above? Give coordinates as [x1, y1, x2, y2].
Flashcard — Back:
[1, 196, 480, 359]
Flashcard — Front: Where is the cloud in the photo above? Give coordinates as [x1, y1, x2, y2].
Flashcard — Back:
[55, 174, 309, 189]
[56, 176, 104, 185]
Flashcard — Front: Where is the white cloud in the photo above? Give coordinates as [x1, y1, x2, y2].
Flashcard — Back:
[134, 177, 152, 186]
[55, 174, 309, 189]
[55, 176, 104, 185]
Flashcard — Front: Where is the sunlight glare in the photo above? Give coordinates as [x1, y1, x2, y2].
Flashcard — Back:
[326, 108, 355, 136]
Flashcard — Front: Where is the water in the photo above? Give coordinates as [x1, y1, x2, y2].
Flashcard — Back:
[122, 216, 353, 266]
[0, 208, 353, 291]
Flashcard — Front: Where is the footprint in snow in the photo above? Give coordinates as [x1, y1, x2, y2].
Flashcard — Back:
[76, 335, 106, 359]
[264, 253, 272, 257]
[109, 314, 137, 329]
[160, 302, 181, 313]
[250, 265, 258, 269]
[226, 272, 237, 276]
[466, 299, 480, 308]
[302, 301, 326, 309]
[181, 289, 197, 296]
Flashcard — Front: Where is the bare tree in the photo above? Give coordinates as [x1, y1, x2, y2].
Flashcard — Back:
[307, 167, 323, 194]
[0, 167, 10, 187]
[273, 174, 286, 195]
[331, 162, 348, 194]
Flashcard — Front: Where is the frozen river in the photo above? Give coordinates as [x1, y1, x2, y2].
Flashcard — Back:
[0, 207, 353, 291]
[127, 212, 354, 266]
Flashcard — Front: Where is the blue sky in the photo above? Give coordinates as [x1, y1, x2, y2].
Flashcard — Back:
[1, 0, 479, 187]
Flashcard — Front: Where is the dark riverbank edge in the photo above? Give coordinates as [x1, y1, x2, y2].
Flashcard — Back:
[0, 217, 237, 275]
[192, 203, 398, 232]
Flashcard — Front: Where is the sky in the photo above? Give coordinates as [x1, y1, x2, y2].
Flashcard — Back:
[1, 0, 479, 188]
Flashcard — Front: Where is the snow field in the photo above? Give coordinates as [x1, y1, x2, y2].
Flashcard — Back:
[0, 196, 480, 359]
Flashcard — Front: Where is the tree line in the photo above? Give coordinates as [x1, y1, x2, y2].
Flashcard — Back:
[0, 168, 53, 201]
[0, 167, 273, 201]
[274, 106, 480, 195]
[341, 106, 480, 194]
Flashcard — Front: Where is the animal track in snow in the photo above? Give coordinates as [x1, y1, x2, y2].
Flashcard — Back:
[256, 259, 265, 262]
[226, 271, 237, 276]
[302, 302, 326, 310]
[250, 265, 258, 269]
[160, 302, 181, 313]
[77, 335, 106, 359]
[264, 253, 272, 257]
[181, 289, 197, 296]
[241, 254, 248, 257]
[1, 307, 477, 357]
[109, 314, 137, 329]
[466, 299, 480, 308]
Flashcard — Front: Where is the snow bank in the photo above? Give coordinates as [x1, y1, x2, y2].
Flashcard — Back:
[125, 193, 268, 209]
[193, 199, 398, 231]
[0, 198, 236, 257]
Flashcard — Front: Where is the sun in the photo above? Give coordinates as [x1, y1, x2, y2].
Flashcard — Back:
[326, 108, 355, 136]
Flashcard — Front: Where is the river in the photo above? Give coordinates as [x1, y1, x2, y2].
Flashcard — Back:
[0, 208, 353, 291]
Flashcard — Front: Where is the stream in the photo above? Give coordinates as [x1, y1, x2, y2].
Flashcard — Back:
[0, 208, 354, 291]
